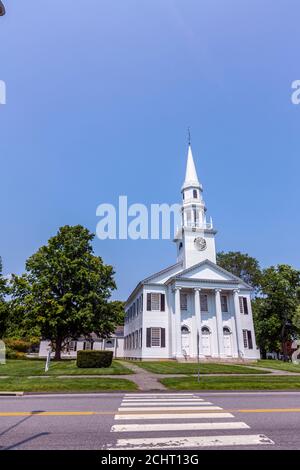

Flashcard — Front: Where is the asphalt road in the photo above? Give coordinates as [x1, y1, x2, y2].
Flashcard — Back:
[0, 392, 300, 450]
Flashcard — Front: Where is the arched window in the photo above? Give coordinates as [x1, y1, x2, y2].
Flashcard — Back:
[223, 327, 231, 335]
[193, 189, 198, 199]
[181, 325, 190, 334]
[201, 326, 210, 335]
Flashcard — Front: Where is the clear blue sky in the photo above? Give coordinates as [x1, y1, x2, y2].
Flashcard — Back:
[0, 0, 299, 300]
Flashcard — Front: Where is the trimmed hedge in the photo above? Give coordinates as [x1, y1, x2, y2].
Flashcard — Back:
[76, 350, 113, 368]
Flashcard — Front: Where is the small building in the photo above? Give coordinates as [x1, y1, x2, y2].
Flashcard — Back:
[38, 326, 124, 359]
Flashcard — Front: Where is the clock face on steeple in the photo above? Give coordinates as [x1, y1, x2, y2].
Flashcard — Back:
[194, 237, 207, 251]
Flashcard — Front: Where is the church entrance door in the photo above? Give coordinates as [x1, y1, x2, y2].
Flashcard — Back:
[201, 327, 211, 356]
[181, 326, 190, 357]
[223, 327, 232, 357]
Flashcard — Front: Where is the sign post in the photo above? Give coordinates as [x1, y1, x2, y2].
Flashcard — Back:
[45, 348, 51, 372]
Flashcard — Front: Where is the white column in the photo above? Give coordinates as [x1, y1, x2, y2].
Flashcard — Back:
[233, 289, 245, 358]
[194, 288, 203, 357]
[215, 289, 224, 357]
[174, 287, 182, 358]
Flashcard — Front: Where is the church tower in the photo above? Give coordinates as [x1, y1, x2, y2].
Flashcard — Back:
[174, 143, 217, 269]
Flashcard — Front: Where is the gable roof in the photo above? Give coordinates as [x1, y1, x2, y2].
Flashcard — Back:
[166, 259, 252, 289]
[125, 261, 183, 305]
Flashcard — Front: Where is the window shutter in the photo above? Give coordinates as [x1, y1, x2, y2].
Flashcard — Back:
[147, 293, 151, 311]
[243, 297, 249, 314]
[160, 294, 165, 311]
[161, 328, 166, 347]
[247, 330, 253, 349]
[146, 328, 151, 347]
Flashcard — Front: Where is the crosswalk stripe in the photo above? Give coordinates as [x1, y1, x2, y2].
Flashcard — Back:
[109, 434, 274, 449]
[115, 412, 234, 420]
[111, 422, 250, 432]
[122, 398, 205, 402]
[120, 401, 212, 407]
[118, 406, 222, 412]
[124, 394, 195, 397]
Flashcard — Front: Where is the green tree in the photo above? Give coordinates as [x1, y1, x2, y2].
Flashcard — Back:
[253, 265, 300, 358]
[109, 300, 125, 325]
[10, 225, 118, 359]
[0, 257, 10, 337]
[216, 251, 261, 291]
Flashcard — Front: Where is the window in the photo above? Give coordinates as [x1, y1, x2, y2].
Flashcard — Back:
[223, 327, 231, 335]
[146, 328, 166, 348]
[68, 341, 77, 352]
[139, 328, 142, 348]
[83, 341, 93, 351]
[201, 326, 210, 335]
[221, 295, 228, 313]
[193, 189, 198, 199]
[180, 293, 188, 311]
[147, 293, 165, 311]
[239, 297, 249, 314]
[181, 325, 189, 334]
[200, 294, 208, 312]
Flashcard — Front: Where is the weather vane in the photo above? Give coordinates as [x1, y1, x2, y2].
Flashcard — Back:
[188, 127, 191, 146]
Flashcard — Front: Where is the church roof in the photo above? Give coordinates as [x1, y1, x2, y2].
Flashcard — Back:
[182, 144, 201, 190]
[165, 259, 252, 289]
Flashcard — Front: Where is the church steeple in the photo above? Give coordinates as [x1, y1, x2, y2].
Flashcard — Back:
[182, 145, 201, 191]
[174, 141, 217, 268]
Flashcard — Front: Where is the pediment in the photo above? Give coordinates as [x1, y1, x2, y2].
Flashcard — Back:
[173, 259, 251, 287]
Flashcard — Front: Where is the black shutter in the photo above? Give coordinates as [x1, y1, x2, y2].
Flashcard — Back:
[161, 328, 166, 347]
[160, 294, 165, 311]
[146, 328, 151, 347]
[147, 293, 151, 311]
[247, 330, 253, 349]
[243, 297, 249, 314]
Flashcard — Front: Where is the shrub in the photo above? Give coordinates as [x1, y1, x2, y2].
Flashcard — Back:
[4, 339, 31, 353]
[77, 350, 113, 368]
[5, 349, 26, 360]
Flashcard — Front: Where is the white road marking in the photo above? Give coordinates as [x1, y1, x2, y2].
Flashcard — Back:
[122, 398, 205, 402]
[115, 412, 234, 420]
[110, 434, 274, 449]
[111, 421, 250, 433]
[118, 406, 221, 412]
[120, 401, 212, 407]
[124, 393, 195, 397]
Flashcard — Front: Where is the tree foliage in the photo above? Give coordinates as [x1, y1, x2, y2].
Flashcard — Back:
[252, 265, 300, 357]
[10, 225, 118, 359]
[0, 257, 9, 337]
[217, 251, 262, 291]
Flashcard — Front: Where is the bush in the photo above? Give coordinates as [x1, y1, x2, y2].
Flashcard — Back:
[77, 350, 113, 368]
[5, 349, 26, 360]
[4, 339, 31, 353]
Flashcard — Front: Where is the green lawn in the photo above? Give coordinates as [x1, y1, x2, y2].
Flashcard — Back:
[0, 377, 137, 392]
[130, 361, 270, 375]
[251, 360, 300, 373]
[160, 375, 300, 390]
[0, 359, 133, 376]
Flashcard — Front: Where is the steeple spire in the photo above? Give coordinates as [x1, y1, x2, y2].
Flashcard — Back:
[182, 144, 201, 191]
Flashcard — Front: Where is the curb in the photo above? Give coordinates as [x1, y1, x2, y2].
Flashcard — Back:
[0, 391, 24, 396]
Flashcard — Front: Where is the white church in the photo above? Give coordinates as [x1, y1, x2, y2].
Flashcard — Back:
[124, 144, 259, 361]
